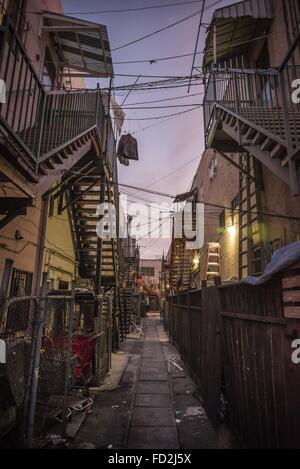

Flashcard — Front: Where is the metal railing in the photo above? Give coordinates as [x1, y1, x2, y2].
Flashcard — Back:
[35, 89, 105, 164]
[0, 17, 107, 169]
[203, 66, 300, 150]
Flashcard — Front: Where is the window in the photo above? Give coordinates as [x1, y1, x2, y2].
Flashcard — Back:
[42, 47, 56, 90]
[252, 246, 263, 276]
[6, 268, 33, 332]
[256, 42, 272, 106]
[57, 193, 64, 215]
[219, 210, 225, 235]
[48, 196, 54, 218]
[10, 268, 32, 297]
[141, 267, 155, 277]
[58, 280, 69, 291]
[231, 194, 240, 224]
[231, 195, 239, 212]
[208, 153, 218, 181]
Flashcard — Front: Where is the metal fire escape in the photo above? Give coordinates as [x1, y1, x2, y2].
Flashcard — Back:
[203, 67, 300, 195]
[202, 0, 300, 195]
[0, 10, 124, 315]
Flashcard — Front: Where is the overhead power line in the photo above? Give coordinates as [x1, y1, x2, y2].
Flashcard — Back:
[106, 82, 203, 93]
[29, 1, 205, 15]
[131, 108, 197, 134]
[58, 168, 300, 223]
[111, 0, 224, 52]
[121, 92, 204, 106]
[112, 9, 205, 52]
[106, 75, 202, 89]
[144, 156, 201, 189]
[114, 51, 204, 65]
[114, 105, 202, 121]
[114, 73, 202, 79]
[113, 103, 201, 110]
[188, 0, 206, 93]
[124, 154, 202, 199]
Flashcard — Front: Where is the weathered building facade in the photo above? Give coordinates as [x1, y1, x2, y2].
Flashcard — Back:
[0, 0, 131, 444]
[162, 2, 300, 449]
[165, 0, 300, 288]
[140, 258, 161, 290]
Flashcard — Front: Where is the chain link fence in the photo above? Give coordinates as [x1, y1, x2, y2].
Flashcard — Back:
[0, 276, 110, 448]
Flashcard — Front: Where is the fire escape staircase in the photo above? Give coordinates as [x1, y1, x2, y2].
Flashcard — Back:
[204, 68, 300, 195]
[69, 173, 119, 285]
[0, 20, 108, 227]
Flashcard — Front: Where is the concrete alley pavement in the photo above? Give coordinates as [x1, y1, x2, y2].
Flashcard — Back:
[127, 319, 179, 449]
[72, 318, 217, 449]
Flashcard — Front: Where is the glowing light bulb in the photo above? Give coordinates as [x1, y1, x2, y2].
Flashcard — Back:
[228, 225, 236, 236]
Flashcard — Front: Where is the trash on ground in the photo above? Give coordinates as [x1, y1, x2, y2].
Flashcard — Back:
[71, 398, 94, 412]
[79, 443, 95, 449]
[184, 406, 207, 419]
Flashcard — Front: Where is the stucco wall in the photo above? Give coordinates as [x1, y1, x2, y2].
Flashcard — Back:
[43, 194, 78, 289]
[0, 0, 85, 292]
[140, 258, 162, 288]
[0, 198, 42, 283]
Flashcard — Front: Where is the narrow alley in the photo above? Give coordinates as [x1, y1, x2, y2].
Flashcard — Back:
[1, 0, 300, 454]
[72, 317, 218, 450]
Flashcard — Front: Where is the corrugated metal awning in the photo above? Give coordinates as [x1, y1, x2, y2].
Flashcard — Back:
[42, 11, 114, 78]
[203, 0, 274, 68]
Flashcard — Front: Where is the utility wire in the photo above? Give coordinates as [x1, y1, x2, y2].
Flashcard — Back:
[108, 75, 202, 88]
[114, 73, 202, 79]
[188, 0, 206, 92]
[114, 51, 204, 65]
[112, 9, 206, 52]
[113, 103, 201, 110]
[127, 155, 202, 200]
[29, 1, 205, 15]
[111, 0, 224, 52]
[114, 106, 202, 121]
[118, 92, 204, 106]
[120, 75, 141, 107]
[104, 82, 203, 93]
[111, 0, 224, 51]
[131, 108, 199, 134]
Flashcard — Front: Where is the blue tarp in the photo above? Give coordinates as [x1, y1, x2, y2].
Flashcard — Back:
[243, 241, 300, 285]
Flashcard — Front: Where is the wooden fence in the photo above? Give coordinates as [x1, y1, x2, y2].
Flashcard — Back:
[164, 269, 300, 448]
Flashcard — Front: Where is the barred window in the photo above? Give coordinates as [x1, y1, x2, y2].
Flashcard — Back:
[6, 268, 33, 332]
[219, 210, 225, 235]
[10, 268, 32, 297]
[141, 267, 155, 277]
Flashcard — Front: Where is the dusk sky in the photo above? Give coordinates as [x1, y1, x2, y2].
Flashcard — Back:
[62, 0, 234, 258]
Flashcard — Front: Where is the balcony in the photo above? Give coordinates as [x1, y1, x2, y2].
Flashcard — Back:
[203, 67, 300, 194]
[0, 15, 113, 181]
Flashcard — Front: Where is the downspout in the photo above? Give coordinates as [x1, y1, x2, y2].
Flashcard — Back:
[32, 196, 49, 295]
